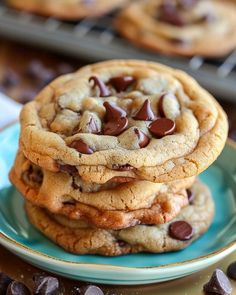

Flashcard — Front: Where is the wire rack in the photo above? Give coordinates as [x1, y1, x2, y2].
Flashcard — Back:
[0, 1, 235, 101]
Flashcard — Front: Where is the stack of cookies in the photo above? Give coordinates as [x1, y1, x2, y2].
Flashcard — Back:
[10, 60, 228, 256]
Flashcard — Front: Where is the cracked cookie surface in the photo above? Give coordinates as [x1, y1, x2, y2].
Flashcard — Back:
[7, 0, 127, 20]
[115, 0, 236, 57]
[10, 151, 194, 229]
[25, 179, 214, 255]
[19, 60, 228, 183]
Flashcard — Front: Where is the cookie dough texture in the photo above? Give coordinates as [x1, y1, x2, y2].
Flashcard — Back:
[115, 0, 236, 57]
[7, 0, 127, 20]
[19, 60, 228, 183]
[10, 151, 194, 229]
[25, 180, 214, 256]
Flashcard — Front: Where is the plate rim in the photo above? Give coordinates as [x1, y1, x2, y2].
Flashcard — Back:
[0, 123, 236, 273]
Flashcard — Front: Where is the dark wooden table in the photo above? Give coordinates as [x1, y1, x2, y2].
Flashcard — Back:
[0, 40, 236, 295]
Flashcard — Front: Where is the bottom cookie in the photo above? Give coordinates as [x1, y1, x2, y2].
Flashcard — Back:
[25, 180, 214, 256]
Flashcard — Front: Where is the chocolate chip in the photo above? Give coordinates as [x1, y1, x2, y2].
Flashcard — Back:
[187, 189, 194, 204]
[227, 261, 236, 280]
[2, 69, 20, 88]
[33, 274, 59, 295]
[169, 220, 194, 241]
[89, 76, 111, 97]
[0, 272, 13, 295]
[103, 102, 127, 122]
[6, 281, 30, 295]
[59, 164, 77, 175]
[117, 240, 126, 247]
[134, 128, 150, 148]
[159, 2, 186, 26]
[81, 285, 104, 295]
[133, 99, 155, 121]
[108, 76, 135, 92]
[112, 164, 134, 171]
[203, 269, 232, 295]
[69, 139, 93, 154]
[103, 117, 128, 136]
[149, 118, 175, 138]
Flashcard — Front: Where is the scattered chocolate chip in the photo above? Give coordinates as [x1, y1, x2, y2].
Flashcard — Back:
[103, 102, 127, 122]
[89, 76, 111, 97]
[6, 281, 30, 295]
[57, 63, 73, 75]
[187, 189, 194, 204]
[133, 99, 155, 121]
[81, 285, 104, 295]
[2, 69, 20, 88]
[59, 164, 78, 175]
[0, 272, 13, 295]
[134, 128, 150, 148]
[149, 118, 175, 138]
[117, 240, 126, 247]
[203, 269, 232, 295]
[227, 261, 236, 280]
[33, 275, 59, 295]
[159, 2, 186, 26]
[69, 139, 94, 154]
[108, 76, 135, 92]
[103, 117, 128, 136]
[112, 164, 134, 171]
[169, 220, 194, 241]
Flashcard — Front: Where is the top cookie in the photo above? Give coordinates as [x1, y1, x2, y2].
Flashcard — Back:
[7, 0, 127, 20]
[19, 60, 228, 183]
[115, 0, 236, 57]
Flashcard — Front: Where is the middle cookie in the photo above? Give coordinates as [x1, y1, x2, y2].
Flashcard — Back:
[10, 151, 194, 230]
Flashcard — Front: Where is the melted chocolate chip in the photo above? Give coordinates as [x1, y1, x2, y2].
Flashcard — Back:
[82, 285, 104, 295]
[117, 240, 126, 247]
[6, 281, 30, 295]
[103, 102, 127, 122]
[0, 272, 13, 295]
[227, 261, 236, 280]
[112, 164, 134, 171]
[149, 118, 175, 138]
[108, 76, 135, 92]
[159, 2, 186, 27]
[103, 117, 128, 136]
[33, 274, 59, 295]
[89, 76, 111, 97]
[59, 164, 77, 175]
[169, 220, 194, 241]
[134, 128, 150, 148]
[187, 189, 194, 204]
[69, 139, 93, 154]
[133, 99, 155, 121]
[203, 269, 232, 295]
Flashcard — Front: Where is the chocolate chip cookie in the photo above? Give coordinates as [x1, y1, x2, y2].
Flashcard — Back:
[19, 60, 228, 183]
[115, 0, 236, 57]
[25, 179, 214, 255]
[7, 0, 127, 20]
[10, 151, 194, 229]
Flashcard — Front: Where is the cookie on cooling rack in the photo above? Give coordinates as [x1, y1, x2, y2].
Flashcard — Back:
[10, 151, 195, 229]
[25, 179, 214, 256]
[7, 0, 127, 20]
[19, 60, 228, 183]
[115, 0, 236, 57]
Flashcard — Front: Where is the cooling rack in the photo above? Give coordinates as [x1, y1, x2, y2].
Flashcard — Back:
[0, 1, 235, 101]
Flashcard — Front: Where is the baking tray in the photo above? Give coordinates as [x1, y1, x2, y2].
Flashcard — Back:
[0, 1, 235, 101]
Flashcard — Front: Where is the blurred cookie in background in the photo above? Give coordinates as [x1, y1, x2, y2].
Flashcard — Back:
[6, 0, 128, 20]
[115, 0, 236, 57]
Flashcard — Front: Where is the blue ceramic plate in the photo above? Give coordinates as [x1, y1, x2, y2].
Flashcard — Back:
[0, 124, 236, 285]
